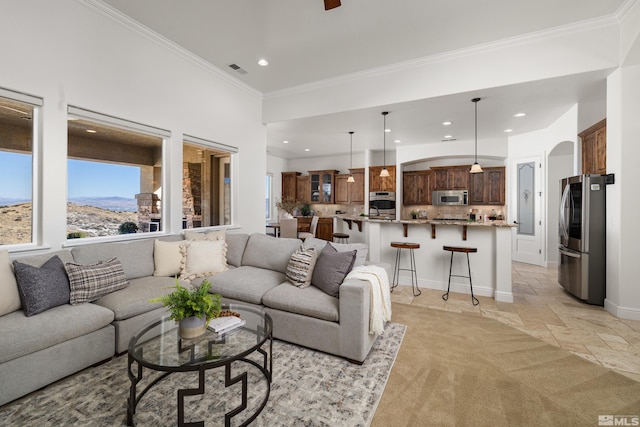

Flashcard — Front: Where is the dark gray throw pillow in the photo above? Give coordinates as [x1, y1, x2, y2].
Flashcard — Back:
[13, 255, 71, 317]
[311, 243, 357, 297]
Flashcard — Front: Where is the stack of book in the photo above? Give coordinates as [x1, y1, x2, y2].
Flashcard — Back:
[208, 315, 246, 334]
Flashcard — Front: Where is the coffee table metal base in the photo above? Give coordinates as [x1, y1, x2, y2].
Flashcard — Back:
[127, 339, 272, 427]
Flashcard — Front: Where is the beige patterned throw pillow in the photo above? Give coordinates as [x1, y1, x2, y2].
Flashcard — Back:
[285, 246, 318, 288]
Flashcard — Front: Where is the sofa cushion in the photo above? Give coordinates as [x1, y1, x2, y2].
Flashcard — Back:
[66, 257, 129, 305]
[70, 236, 183, 280]
[0, 303, 114, 364]
[303, 237, 368, 266]
[0, 250, 21, 316]
[225, 233, 249, 267]
[179, 239, 228, 281]
[262, 283, 339, 322]
[206, 266, 286, 305]
[241, 233, 301, 273]
[311, 244, 356, 297]
[285, 246, 318, 288]
[92, 275, 180, 321]
[13, 256, 70, 317]
[153, 239, 184, 277]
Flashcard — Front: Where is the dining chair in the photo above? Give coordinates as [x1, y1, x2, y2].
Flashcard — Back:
[298, 215, 319, 241]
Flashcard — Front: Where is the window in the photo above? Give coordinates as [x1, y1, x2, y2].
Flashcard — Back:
[183, 135, 237, 229]
[266, 173, 273, 220]
[0, 89, 42, 246]
[67, 107, 168, 239]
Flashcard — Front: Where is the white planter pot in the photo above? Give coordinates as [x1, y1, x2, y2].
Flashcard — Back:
[179, 315, 207, 339]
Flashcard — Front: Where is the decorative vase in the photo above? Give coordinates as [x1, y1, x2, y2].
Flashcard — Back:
[283, 212, 294, 219]
[179, 315, 207, 339]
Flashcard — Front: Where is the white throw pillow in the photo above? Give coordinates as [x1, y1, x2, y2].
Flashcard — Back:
[179, 239, 228, 281]
[0, 250, 21, 316]
[153, 239, 185, 277]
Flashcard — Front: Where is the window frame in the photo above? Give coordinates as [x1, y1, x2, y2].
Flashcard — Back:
[65, 106, 170, 243]
[183, 134, 238, 230]
[0, 87, 43, 250]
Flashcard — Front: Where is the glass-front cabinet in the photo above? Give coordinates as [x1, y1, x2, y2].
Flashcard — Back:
[309, 170, 338, 203]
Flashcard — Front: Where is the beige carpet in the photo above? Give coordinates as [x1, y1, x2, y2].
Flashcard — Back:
[372, 303, 640, 427]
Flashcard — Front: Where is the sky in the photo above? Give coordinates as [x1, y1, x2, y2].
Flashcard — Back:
[0, 152, 140, 200]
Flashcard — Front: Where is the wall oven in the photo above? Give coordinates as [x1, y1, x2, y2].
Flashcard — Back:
[433, 190, 468, 206]
[369, 191, 396, 218]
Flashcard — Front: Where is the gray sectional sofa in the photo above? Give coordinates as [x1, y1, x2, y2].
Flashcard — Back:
[0, 232, 382, 406]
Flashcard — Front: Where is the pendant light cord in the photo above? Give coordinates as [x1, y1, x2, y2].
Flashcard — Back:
[382, 111, 388, 169]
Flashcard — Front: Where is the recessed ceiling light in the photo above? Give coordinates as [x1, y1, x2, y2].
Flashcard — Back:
[384, 128, 391, 133]
[258, 59, 269, 66]
[444, 135, 453, 139]
[282, 140, 289, 144]
[504, 129, 513, 133]
[442, 121, 452, 126]
[304, 148, 310, 152]
[513, 113, 526, 117]
[394, 139, 401, 144]
[86, 129, 97, 133]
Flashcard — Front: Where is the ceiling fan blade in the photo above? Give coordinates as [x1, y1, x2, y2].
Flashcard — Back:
[324, 0, 341, 10]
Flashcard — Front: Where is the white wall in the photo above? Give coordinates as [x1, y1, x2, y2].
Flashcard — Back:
[0, 0, 266, 252]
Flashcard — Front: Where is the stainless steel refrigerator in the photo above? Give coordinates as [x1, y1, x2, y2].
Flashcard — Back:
[558, 174, 606, 305]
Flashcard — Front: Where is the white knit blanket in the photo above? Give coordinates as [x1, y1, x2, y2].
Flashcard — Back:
[345, 265, 392, 334]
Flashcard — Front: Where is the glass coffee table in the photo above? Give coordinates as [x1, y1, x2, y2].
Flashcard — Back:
[127, 304, 272, 427]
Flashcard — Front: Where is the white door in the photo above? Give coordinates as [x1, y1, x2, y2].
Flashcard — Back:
[511, 156, 544, 265]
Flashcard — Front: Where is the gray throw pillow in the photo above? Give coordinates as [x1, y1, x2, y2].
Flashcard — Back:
[13, 255, 70, 317]
[66, 257, 129, 305]
[311, 244, 356, 297]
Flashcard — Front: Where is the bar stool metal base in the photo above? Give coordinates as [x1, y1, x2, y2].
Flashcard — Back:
[442, 246, 479, 306]
[332, 233, 349, 243]
[390, 242, 422, 297]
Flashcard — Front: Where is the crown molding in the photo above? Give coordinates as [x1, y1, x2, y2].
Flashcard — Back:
[264, 14, 620, 100]
[78, 0, 263, 100]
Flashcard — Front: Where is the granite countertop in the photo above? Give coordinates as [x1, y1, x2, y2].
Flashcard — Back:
[333, 214, 515, 227]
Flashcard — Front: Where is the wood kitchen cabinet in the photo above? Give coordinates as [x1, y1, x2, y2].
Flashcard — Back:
[316, 217, 334, 241]
[335, 168, 365, 204]
[309, 170, 338, 203]
[580, 119, 606, 175]
[431, 166, 469, 191]
[468, 166, 505, 205]
[334, 174, 350, 204]
[369, 165, 396, 192]
[281, 171, 300, 200]
[349, 168, 365, 203]
[296, 175, 310, 204]
[403, 170, 431, 205]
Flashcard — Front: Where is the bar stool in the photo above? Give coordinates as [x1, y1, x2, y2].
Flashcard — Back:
[390, 241, 421, 296]
[442, 246, 479, 306]
[332, 232, 349, 243]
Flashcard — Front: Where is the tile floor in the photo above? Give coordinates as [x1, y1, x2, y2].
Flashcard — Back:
[390, 261, 640, 382]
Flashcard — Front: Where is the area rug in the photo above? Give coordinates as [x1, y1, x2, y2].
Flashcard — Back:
[0, 322, 405, 427]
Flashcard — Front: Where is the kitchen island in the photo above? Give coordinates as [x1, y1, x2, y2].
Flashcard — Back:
[336, 215, 515, 303]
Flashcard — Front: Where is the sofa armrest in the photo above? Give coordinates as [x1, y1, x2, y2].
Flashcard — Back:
[337, 277, 376, 362]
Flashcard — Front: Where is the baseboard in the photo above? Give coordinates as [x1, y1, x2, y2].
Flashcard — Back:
[604, 299, 640, 321]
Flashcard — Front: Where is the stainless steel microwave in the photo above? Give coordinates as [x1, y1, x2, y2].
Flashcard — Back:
[433, 190, 468, 206]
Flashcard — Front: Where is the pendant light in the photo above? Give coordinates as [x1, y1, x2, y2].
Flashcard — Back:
[380, 112, 390, 177]
[347, 131, 355, 183]
[470, 98, 483, 173]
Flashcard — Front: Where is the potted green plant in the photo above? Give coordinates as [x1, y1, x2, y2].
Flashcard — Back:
[150, 279, 222, 338]
[410, 210, 419, 219]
